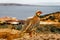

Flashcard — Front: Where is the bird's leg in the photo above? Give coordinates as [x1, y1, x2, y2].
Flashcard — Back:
[23, 22, 32, 33]
[19, 22, 32, 37]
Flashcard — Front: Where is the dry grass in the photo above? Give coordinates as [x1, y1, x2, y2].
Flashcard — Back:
[0, 24, 60, 40]
[16, 33, 60, 40]
[0, 29, 60, 40]
[0, 28, 21, 40]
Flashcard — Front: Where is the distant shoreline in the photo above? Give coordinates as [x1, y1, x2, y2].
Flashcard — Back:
[0, 3, 35, 6]
[0, 3, 60, 6]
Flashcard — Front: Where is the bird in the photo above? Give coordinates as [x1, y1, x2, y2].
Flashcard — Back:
[20, 10, 42, 37]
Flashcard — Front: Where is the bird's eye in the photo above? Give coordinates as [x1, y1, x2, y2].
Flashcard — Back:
[37, 13, 40, 15]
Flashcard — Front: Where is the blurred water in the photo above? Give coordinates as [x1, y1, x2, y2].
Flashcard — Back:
[0, 6, 60, 19]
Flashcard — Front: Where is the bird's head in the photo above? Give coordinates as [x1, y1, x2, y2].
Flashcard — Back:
[36, 10, 42, 17]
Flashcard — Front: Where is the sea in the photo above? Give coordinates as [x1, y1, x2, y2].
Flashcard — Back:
[0, 6, 60, 20]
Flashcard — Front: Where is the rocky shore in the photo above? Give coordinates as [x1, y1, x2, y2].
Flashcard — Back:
[0, 11, 60, 40]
